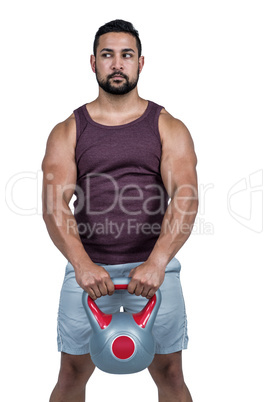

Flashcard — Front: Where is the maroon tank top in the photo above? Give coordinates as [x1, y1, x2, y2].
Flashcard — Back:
[73, 100, 169, 264]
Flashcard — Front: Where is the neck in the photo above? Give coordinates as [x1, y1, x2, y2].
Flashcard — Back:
[95, 88, 143, 114]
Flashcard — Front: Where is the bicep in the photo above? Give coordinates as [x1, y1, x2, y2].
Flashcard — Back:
[42, 121, 77, 205]
[160, 119, 198, 198]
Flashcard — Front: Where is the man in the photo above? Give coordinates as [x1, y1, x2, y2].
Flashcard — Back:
[42, 19, 198, 402]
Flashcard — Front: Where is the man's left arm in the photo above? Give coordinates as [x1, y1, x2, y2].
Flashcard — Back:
[128, 111, 198, 298]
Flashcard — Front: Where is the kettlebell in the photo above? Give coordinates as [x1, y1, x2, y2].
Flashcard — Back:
[82, 277, 161, 374]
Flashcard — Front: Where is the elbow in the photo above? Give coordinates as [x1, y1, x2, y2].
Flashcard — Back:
[42, 209, 52, 226]
[42, 198, 56, 224]
[42, 209, 49, 222]
[183, 197, 199, 221]
[173, 186, 199, 219]
[192, 197, 199, 219]
[189, 190, 199, 220]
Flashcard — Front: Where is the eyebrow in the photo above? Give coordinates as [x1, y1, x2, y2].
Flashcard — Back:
[100, 48, 135, 53]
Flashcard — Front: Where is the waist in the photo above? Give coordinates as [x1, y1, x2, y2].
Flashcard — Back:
[74, 175, 169, 215]
[74, 215, 164, 239]
[73, 214, 165, 265]
[73, 175, 169, 264]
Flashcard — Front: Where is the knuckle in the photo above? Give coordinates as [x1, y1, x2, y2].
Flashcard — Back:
[84, 279, 94, 288]
[144, 281, 152, 288]
[128, 286, 134, 294]
[94, 276, 101, 284]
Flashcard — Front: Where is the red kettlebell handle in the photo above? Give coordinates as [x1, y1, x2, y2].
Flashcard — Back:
[114, 284, 128, 290]
[85, 281, 158, 330]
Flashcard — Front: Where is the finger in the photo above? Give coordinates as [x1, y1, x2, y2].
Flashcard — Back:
[98, 282, 108, 297]
[128, 268, 136, 278]
[87, 288, 97, 300]
[145, 288, 156, 299]
[134, 285, 144, 297]
[92, 285, 102, 299]
[127, 279, 137, 294]
[141, 286, 150, 298]
[106, 279, 115, 296]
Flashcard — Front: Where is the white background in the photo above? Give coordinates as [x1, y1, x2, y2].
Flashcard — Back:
[1, 0, 267, 401]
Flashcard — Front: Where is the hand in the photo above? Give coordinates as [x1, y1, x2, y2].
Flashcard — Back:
[75, 263, 114, 300]
[128, 261, 165, 299]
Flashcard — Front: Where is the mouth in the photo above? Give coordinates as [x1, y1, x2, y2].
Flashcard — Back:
[109, 72, 126, 79]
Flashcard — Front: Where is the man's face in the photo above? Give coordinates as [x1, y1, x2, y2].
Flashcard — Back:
[91, 32, 144, 95]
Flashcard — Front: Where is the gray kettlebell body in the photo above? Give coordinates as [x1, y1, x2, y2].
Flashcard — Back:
[82, 277, 162, 374]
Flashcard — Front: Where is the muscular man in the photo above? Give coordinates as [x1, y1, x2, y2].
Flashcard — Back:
[42, 19, 198, 402]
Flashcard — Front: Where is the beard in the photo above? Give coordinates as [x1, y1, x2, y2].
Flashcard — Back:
[95, 68, 140, 95]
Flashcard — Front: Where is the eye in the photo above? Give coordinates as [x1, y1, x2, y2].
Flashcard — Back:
[123, 53, 132, 58]
[102, 53, 112, 58]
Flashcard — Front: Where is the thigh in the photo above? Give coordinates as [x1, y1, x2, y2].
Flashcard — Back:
[153, 258, 188, 354]
[57, 263, 122, 355]
[123, 258, 189, 354]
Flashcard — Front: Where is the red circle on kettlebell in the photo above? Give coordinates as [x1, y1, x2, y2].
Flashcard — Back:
[112, 336, 135, 359]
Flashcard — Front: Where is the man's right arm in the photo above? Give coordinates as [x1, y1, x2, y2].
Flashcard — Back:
[41, 114, 114, 299]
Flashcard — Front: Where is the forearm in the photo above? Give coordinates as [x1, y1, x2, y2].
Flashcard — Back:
[43, 203, 115, 298]
[43, 203, 93, 272]
[148, 193, 198, 269]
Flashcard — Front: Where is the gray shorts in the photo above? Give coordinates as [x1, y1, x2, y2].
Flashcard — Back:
[57, 257, 188, 355]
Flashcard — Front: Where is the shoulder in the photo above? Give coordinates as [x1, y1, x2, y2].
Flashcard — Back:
[46, 113, 76, 150]
[42, 113, 76, 168]
[50, 113, 76, 142]
[158, 108, 195, 151]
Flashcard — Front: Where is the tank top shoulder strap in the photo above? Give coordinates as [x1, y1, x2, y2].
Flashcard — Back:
[146, 101, 164, 145]
[73, 104, 89, 143]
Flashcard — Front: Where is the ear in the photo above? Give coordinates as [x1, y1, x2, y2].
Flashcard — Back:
[90, 55, 96, 73]
[138, 56, 145, 74]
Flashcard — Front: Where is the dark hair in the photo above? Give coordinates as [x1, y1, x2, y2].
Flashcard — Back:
[93, 19, 142, 57]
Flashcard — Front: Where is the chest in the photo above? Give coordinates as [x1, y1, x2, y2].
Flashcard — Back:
[76, 124, 162, 177]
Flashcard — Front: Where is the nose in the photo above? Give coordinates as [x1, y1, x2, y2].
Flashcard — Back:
[111, 54, 123, 70]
